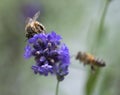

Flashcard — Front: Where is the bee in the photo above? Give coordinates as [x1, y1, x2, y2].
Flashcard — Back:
[25, 11, 45, 39]
[76, 51, 106, 71]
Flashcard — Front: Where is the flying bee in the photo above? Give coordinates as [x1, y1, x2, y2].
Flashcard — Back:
[76, 51, 106, 71]
[25, 11, 45, 39]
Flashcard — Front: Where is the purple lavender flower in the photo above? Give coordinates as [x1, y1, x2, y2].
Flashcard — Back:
[24, 31, 70, 81]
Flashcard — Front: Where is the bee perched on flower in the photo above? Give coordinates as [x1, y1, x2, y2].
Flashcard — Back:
[24, 31, 70, 81]
[25, 11, 45, 39]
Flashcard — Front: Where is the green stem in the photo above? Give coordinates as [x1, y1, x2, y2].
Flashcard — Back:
[99, 0, 110, 28]
[86, 0, 111, 95]
[99, 0, 110, 30]
[55, 80, 60, 95]
[95, 0, 111, 46]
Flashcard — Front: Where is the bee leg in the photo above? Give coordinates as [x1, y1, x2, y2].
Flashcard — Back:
[91, 65, 95, 71]
[83, 62, 87, 66]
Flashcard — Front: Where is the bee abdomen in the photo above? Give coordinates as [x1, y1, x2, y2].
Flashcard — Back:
[34, 22, 45, 33]
[35, 24, 45, 33]
[93, 59, 106, 67]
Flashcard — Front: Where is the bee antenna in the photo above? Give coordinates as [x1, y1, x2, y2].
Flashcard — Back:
[70, 54, 75, 58]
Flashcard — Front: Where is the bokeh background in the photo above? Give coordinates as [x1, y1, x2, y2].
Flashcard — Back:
[0, 0, 120, 95]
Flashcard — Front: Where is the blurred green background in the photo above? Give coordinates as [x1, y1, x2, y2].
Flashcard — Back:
[0, 0, 120, 95]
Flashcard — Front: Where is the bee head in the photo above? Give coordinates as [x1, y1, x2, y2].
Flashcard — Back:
[76, 51, 83, 60]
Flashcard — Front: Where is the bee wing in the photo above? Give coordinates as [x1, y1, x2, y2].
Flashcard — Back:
[32, 11, 40, 21]
[25, 17, 33, 24]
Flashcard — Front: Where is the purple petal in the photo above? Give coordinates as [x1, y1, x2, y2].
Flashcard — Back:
[24, 44, 32, 59]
